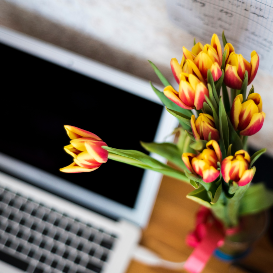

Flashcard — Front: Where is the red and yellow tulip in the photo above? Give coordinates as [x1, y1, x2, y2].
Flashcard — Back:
[221, 150, 255, 186]
[230, 93, 266, 136]
[191, 114, 220, 141]
[164, 73, 209, 110]
[170, 34, 222, 84]
[182, 140, 222, 183]
[60, 126, 108, 173]
[224, 46, 259, 89]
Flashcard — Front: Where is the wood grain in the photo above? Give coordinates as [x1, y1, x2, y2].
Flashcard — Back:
[126, 175, 273, 273]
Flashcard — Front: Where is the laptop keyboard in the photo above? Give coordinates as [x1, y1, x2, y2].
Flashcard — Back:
[0, 186, 118, 273]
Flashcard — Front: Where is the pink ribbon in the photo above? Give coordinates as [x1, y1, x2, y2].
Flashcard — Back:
[184, 207, 239, 273]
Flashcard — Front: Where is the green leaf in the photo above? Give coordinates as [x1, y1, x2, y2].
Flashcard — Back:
[228, 181, 239, 194]
[215, 70, 224, 95]
[106, 148, 190, 183]
[219, 98, 229, 151]
[190, 140, 207, 151]
[208, 84, 218, 111]
[227, 117, 243, 154]
[240, 71, 248, 101]
[148, 61, 171, 87]
[185, 130, 196, 142]
[219, 138, 226, 159]
[205, 95, 219, 129]
[165, 107, 191, 128]
[150, 82, 192, 130]
[202, 102, 212, 115]
[207, 70, 219, 104]
[222, 83, 230, 113]
[190, 180, 199, 189]
[187, 186, 212, 208]
[208, 132, 212, 141]
[140, 141, 187, 171]
[227, 144, 232, 156]
[250, 148, 267, 168]
[222, 31, 228, 47]
[211, 183, 222, 204]
[226, 183, 250, 226]
[249, 85, 254, 96]
[239, 183, 273, 216]
[194, 38, 196, 45]
[221, 50, 227, 70]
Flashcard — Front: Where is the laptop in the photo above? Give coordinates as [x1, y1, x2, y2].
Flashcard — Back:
[0, 26, 177, 273]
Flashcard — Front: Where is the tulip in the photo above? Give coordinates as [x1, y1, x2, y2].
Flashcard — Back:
[164, 73, 209, 110]
[221, 150, 256, 186]
[191, 114, 220, 141]
[60, 126, 108, 173]
[224, 49, 259, 89]
[182, 140, 222, 183]
[230, 93, 266, 136]
[170, 34, 222, 83]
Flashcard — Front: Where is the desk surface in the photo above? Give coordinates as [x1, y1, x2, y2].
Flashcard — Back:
[127, 175, 273, 273]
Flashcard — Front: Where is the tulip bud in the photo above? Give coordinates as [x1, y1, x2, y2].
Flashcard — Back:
[60, 126, 108, 173]
[224, 50, 259, 89]
[221, 150, 256, 186]
[182, 140, 222, 183]
[191, 114, 220, 141]
[230, 93, 266, 136]
[164, 74, 209, 110]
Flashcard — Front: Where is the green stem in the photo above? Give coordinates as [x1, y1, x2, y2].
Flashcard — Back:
[242, 136, 248, 151]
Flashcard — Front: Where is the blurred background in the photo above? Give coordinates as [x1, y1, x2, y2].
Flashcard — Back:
[0, 0, 272, 155]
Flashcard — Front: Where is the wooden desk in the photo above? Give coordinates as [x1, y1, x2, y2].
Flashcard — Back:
[126, 175, 273, 273]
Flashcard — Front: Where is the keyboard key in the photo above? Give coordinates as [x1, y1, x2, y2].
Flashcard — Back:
[65, 224, 72, 232]
[0, 249, 29, 271]
[33, 267, 44, 273]
[51, 245, 58, 254]
[100, 239, 113, 250]
[101, 253, 108, 262]
[54, 233, 60, 241]
[5, 239, 12, 247]
[5, 225, 12, 233]
[88, 234, 94, 242]
[8, 213, 15, 221]
[74, 256, 81, 264]
[86, 261, 102, 273]
[42, 228, 49, 236]
[16, 244, 24, 253]
[53, 219, 60, 226]
[65, 238, 72, 246]
[63, 265, 70, 273]
[89, 248, 95, 256]
[76, 229, 83, 237]
[39, 254, 46, 263]
[77, 243, 83, 251]
[42, 214, 49, 221]
[19, 219, 26, 225]
[62, 250, 69, 259]
[16, 231, 23, 238]
[28, 249, 35, 258]
[30, 223, 38, 231]
[28, 235, 35, 243]
[51, 260, 58, 268]
[39, 240, 46, 249]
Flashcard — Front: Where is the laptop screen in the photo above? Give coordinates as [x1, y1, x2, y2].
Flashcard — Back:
[0, 42, 163, 210]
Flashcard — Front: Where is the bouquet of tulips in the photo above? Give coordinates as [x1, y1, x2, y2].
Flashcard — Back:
[60, 32, 273, 230]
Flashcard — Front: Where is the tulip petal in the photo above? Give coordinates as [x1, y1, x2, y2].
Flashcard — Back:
[170, 58, 182, 84]
[238, 100, 259, 131]
[202, 123, 220, 142]
[248, 93, 262, 112]
[85, 141, 108, 163]
[192, 158, 208, 177]
[182, 153, 196, 174]
[191, 42, 203, 56]
[194, 52, 213, 80]
[237, 167, 256, 186]
[221, 156, 233, 183]
[237, 54, 246, 81]
[188, 74, 201, 90]
[191, 115, 200, 140]
[234, 150, 251, 163]
[202, 166, 220, 183]
[224, 43, 235, 62]
[249, 51, 259, 85]
[64, 144, 81, 158]
[230, 94, 243, 130]
[70, 137, 96, 151]
[76, 151, 102, 167]
[224, 64, 243, 90]
[179, 81, 195, 108]
[194, 82, 209, 110]
[243, 58, 251, 82]
[64, 125, 101, 140]
[211, 34, 222, 65]
[164, 88, 193, 110]
[186, 59, 206, 84]
[183, 46, 195, 61]
[240, 112, 266, 136]
[210, 62, 222, 82]
[60, 162, 100, 173]
[206, 140, 222, 163]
